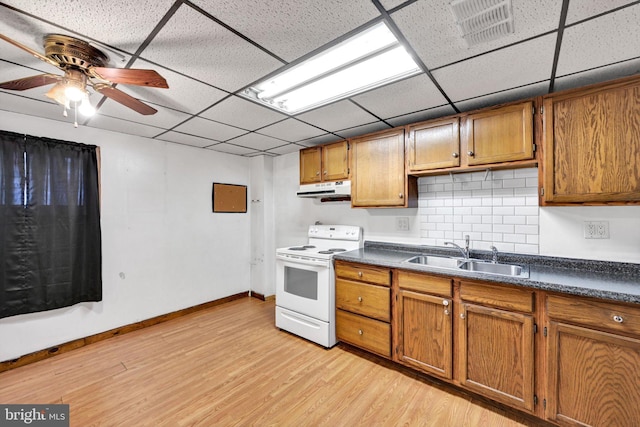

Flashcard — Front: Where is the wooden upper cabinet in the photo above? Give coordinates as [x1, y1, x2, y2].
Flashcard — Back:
[299, 146, 322, 184]
[542, 76, 640, 203]
[322, 140, 349, 181]
[462, 101, 534, 166]
[407, 118, 460, 172]
[299, 141, 348, 185]
[350, 128, 416, 208]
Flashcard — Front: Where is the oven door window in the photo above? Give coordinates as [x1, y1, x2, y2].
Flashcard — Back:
[284, 266, 318, 300]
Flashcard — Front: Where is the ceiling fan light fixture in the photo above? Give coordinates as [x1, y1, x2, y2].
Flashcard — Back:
[78, 95, 95, 117]
[63, 69, 87, 102]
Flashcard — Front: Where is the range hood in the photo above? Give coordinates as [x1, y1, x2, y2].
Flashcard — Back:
[297, 180, 351, 198]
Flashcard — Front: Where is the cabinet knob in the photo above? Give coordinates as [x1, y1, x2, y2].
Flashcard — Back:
[358, 296, 363, 302]
[399, 193, 404, 199]
[316, 171, 320, 175]
[323, 170, 327, 175]
[444, 309, 450, 316]
[452, 152, 459, 158]
[358, 329, 363, 335]
[613, 315, 624, 323]
[460, 313, 465, 319]
[443, 300, 449, 307]
[467, 150, 474, 156]
[358, 271, 363, 277]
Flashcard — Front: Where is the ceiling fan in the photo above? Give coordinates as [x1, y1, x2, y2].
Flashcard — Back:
[0, 33, 168, 118]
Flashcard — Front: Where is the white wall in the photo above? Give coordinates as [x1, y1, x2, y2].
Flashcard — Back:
[0, 111, 252, 362]
[273, 151, 640, 264]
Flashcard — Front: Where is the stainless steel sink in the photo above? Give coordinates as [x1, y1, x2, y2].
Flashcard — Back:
[403, 255, 529, 278]
[404, 255, 463, 269]
[458, 260, 529, 277]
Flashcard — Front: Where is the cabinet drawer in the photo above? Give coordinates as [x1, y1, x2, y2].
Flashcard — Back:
[336, 279, 390, 322]
[336, 309, 391, 357]
[460, 281, 534, 313]
[397, 270, 452, 297]
[547, 294, 640, 337]
[335, 262, 391, 286]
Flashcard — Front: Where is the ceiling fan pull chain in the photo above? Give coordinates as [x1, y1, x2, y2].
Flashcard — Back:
[74, 101, 78, 128]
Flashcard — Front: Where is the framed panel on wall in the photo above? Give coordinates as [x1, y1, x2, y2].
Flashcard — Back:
[212, 183, 247, 213]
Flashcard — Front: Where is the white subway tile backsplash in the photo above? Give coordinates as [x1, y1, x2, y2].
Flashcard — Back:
[418, 167, 539, 254]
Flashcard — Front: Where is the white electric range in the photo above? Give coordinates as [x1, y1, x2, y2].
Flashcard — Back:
[275, 225, 363, 347]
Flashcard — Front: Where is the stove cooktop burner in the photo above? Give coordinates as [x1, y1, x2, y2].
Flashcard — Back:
[328, 248, 346, 252]
[303, 245, 316, 248]
[318, 250, 333, 254]
[288, 246, 307, 250]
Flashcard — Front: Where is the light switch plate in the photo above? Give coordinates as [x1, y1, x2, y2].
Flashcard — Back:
[584, 221, 609, 239]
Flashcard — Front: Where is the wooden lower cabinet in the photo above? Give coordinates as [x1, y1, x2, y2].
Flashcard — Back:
[336, 309, 391, 357]
[396, 289, 452, 379]
[458, 302, 535, 412]
[546, 294, 640, 426]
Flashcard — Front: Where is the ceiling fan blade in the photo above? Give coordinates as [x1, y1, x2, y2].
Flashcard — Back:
[94, 84, 158, 115]
[91, 67, 168, 88]
[0, 73, 61, 91]
[0, 33, 60, 69]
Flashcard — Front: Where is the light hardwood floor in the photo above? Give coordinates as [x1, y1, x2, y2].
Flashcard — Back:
[0, 298, 546, 426]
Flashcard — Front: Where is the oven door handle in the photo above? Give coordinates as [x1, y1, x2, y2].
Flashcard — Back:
[276, 254, 329, 268]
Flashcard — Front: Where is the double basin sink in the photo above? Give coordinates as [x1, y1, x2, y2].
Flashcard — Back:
[404, 255, 529, 278]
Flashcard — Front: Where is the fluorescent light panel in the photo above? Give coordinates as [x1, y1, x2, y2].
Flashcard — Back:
[242, 22, 421, 114]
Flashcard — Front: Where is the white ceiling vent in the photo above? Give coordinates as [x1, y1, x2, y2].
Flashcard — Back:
[450, 0, 514, 47]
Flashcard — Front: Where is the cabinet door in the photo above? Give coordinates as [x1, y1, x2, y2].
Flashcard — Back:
[299, 147, 322, 184]
[542, 78, 640, 203]
[458, 303, 535, 412]
[407, 118, 460, 172]
[396, 289, 452, 379]
[546, 321, 640, 426]
[351, 129, 407, 207]
[463, 101, 534, 166]
[322, 140, 349, 181]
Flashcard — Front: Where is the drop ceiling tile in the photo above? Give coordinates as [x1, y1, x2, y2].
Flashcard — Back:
[125, 60, 228, 114]
[200, 96, 286, 130]
[295, 100, 378, 132]
[172, 117, 247, 141]
[192, 0, 380, 62]
[3, 0, 176, 53]
[334, 121, 391, 139]
[454, 82, 549, 112]
[0, 91, 70, 123]
[433, 34, 556, 102]
[97, 98, 191, 129]
[566, 1, 636, 24]
[206, 143, 259, 156]
[228, 132, 286, 151]
[296, 134, 344, 147]
[557, 4, 640, 76]
[85, 115, 164, 138]
[352, 74, 448, 120]
[380, 0, 408, 10]
[141, 5, 284, 92]
[266, 144, 301, 156]
[554, 58, 640, 92]
[257, 119, 324, 142]
[156, 131, 218, 148]
[386, 105, 457, 127]
[392, 0, 562, 68]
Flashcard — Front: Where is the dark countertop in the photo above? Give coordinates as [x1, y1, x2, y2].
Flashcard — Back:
[333, 241, 640, 304]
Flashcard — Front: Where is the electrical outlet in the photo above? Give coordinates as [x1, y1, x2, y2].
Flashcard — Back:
[396, 217, 410, 231]
[584, 221, 610, 239]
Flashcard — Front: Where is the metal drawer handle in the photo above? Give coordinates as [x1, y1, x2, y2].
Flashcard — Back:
[358, 296, 363, 302]
[452, 152, 459, 158]
[358, 329, 363, 335]
[613, 315, 624, 323]
[467, 150, 474, 156]
[358, 271, 363, 277]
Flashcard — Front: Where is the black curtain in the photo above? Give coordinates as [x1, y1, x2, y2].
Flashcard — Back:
[0, 130, 102, 319]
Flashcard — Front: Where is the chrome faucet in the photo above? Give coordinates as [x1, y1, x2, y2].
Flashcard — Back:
[490, 246, 499, 263]
[445, 235, 470, 259]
